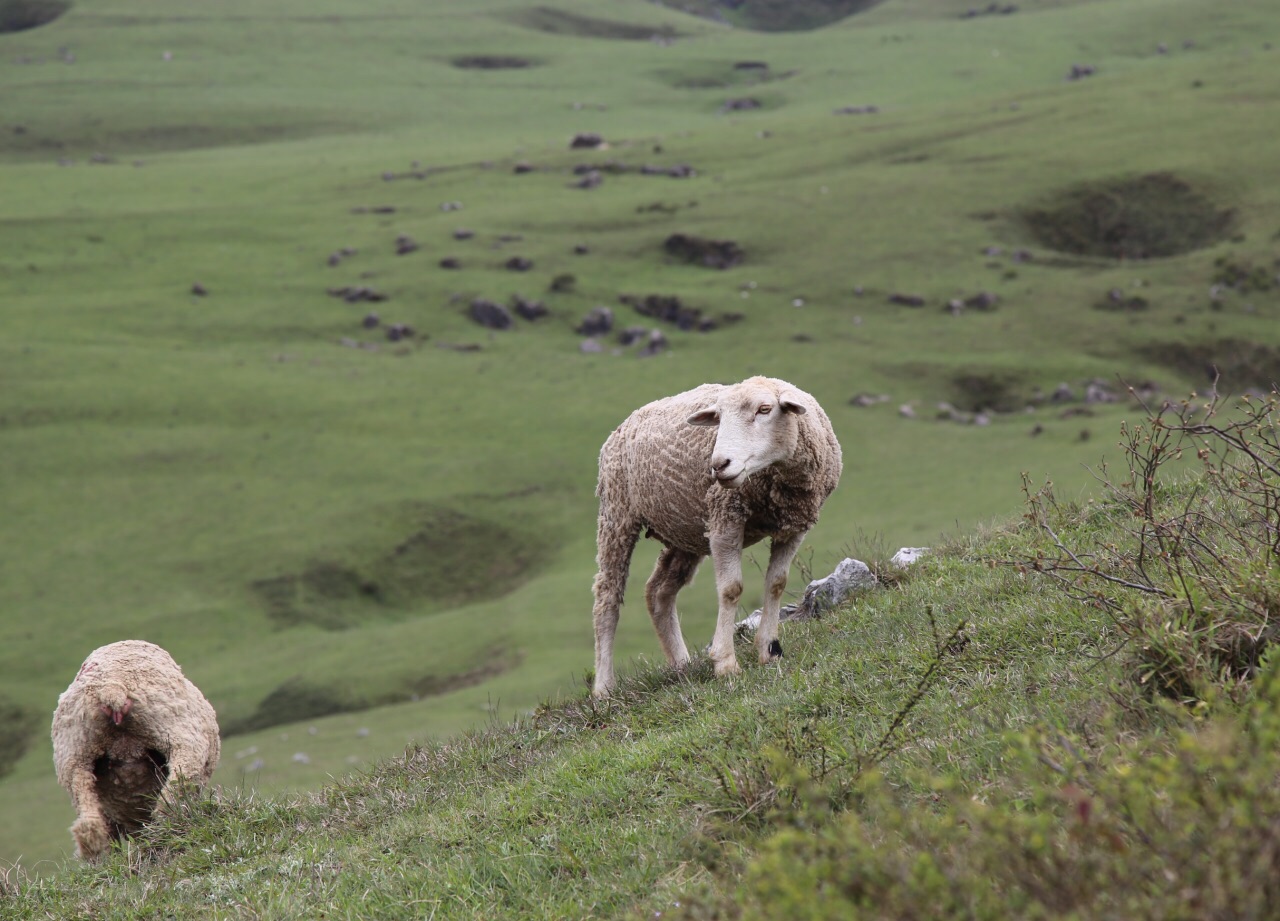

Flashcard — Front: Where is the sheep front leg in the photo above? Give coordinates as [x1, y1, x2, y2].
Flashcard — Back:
[757, 531, 807, 665]
[708, 526, 745, 677]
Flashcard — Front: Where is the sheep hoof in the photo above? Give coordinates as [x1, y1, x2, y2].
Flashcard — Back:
[71, 816, 112, 862]
[761, 639, 783, 663]
[714, 658, 742, 677]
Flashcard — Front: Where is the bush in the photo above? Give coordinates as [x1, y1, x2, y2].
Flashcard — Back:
[680, 669, 1280, 920]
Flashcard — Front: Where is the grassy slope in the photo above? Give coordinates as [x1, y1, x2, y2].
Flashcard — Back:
[1, 0, 1278, 870]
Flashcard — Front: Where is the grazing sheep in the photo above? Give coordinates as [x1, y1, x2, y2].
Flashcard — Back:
[591, 376, 842, 697]
[51, 640, 221, 861]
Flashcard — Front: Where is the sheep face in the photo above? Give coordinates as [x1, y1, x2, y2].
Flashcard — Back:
[687, 379, 807, 489]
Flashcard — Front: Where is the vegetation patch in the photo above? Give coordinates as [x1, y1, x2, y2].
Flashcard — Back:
[1020, 172, 1236, 259]
[505, 7, 681, 41]
[225, 648, 521, 735]
[1139, 337, 1280, 390]
[950, 369, 1028, 412]
[0, 0, 69, 34]
[0, 697, 38, 780]
[654, 0, 885, 31]
[252, 507, 552, 630]
[450, 54, 538, 70]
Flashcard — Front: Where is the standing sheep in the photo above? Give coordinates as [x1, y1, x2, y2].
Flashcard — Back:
[51, 640, 221, 861]
[591, 376, 842, 697]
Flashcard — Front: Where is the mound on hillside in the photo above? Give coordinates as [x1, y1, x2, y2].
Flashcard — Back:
[1020, 173, 1236, 260]
[451, 55, 539, 70]
[656, 0, 885, 31]
[0, 0, 69, 34]
[1141, 338, 1280, 391]
[0, 696, 38, 780]
[505, 7, 682, 41]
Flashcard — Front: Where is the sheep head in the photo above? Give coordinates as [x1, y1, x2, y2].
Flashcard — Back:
[687, 377, 807, 489]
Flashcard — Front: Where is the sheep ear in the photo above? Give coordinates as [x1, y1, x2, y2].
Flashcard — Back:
[779, 393, 807, 415]
[687, 407, 720, 426]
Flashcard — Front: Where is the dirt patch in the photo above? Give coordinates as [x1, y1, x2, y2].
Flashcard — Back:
[663, 233, 744, 269]
[505, 7, 681, 40]
[950, 370, 1028, 413]
[451, 55, 538, 70]
[251, 507, 551, 631]
[1020, 173, 1236, 259]
[0, 0, 69, 33]
[224, 648, 522, 736]
[0, 697, 38, 779]
[1140, 339, 1280, 390]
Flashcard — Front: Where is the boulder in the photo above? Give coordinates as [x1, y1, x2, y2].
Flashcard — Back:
[511, 295, 549, 321]
[570, 132, 605, 150]
[505, 256, 534, 272]
[663, 233, 744, 270]
[469, 298, 513, 330]
[576, 306, 614, 336]
[736, 558, 879, 633]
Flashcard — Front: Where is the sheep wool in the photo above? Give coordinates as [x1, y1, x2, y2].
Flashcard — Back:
[592, 376, 842, 697]
[51, 640, 221, 861]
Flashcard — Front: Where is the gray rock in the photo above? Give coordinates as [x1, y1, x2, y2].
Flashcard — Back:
[737, 558, 879, 633]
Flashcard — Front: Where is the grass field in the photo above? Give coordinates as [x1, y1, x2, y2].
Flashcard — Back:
[1, 0, 1278, 871]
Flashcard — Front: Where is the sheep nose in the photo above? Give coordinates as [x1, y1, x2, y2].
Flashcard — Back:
[711, 456, 732, 476]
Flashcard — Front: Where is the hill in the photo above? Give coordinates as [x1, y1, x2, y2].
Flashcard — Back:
[1, 0, 1278, 871]
[6, 390, 1280, 917]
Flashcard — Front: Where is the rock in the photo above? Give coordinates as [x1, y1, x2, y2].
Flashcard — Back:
[1066, 63, 1097, 81]
[899, 404, 917, 419]
[395, 235, 419, 255]
[190, 282, 208, 296]
[965, 291, 999, 311]
[833, 104, 879, 115]
[888, 293, 925, 307]
[618, 326, 649, 346]
[439, 201, 463, 212]
[385, 323, 414, 342]
[736, 558, 879, 633]
[667, 164, 696, 178]
[1011, 248, 1034, 263]
[328, 286, 387, 304]
[361, 312, 380, 329]
[573, 244, 590, 255]
[849, 393, 887, 407]
[734, 60, 769, 71]
[511, 296, 548, 321]
[638, 329, 669, 357]
[439, 257, 461, 270]
[576, 306, 614, 336]
[722, 97, 762, 112]
[513, 161, 535, 174]
[453, 228, 475, 241]
[469, 298, 513, 330]
[570, 132, 605, 150]
[549, 273, 576, 293]
[573, 170, 603, 190]
[1051, 382, 1074, 402]
[505, 256, 534, 272]
[620, 293, 705, 330]
[663, 233, 744, 270]
[1084, 380, 1118, 404]
[579, 338, 604, 353]
[891, 547, 929, 568]
[946, 298, 965, 316]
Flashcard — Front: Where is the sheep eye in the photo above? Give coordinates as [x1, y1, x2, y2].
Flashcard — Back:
[757, 405, 772, 415]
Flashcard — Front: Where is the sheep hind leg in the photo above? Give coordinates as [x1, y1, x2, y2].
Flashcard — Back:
[591, 515, 642, 697]
[67, 763, 112, 861]
[645, 548, 701, 671]
[756, 531, 808, 665]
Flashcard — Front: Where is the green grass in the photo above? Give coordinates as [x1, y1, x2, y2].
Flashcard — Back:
[1, 0, 1279, 873]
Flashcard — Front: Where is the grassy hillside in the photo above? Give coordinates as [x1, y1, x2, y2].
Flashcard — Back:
[7, 397, 1280, 917]
[1, 0, 1278, 871]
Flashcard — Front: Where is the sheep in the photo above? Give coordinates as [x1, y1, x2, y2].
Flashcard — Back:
[591, 376, 842, 697]
[51, 640, 221, 861]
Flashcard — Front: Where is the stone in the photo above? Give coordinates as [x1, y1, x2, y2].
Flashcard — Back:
[576, 306, 614, 336]
[469, 298, 513, 330]
[736, 558, 879, 633]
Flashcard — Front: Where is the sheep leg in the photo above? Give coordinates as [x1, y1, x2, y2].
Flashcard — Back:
[67, 762, 112, 861]
[756, 531, 807, 665]
[592, 514, 642, 697]
[644, 548, 701, 670]
[708, 526, 746, 677]
[155, 743, 209, 814]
